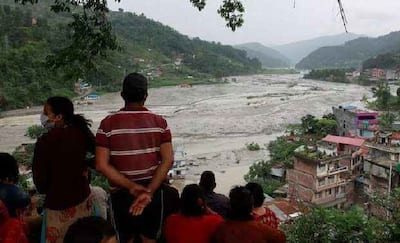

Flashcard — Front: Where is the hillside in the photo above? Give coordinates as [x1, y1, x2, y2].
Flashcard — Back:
[0, 2, 261, 110]
[235, 42, 290, 68]
[296, 31, 400, 70]
[362, 52, 400, 70]
[275, 33, 363, 65]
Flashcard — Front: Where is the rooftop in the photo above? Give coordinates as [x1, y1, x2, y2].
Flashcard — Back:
[322, 135, 365, 147]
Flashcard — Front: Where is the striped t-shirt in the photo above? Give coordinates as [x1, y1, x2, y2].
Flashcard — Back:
[96, 106, 172, 184]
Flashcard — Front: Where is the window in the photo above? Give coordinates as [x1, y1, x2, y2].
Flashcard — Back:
[327, 189, 332, 195]
[318, 179, 325, 186]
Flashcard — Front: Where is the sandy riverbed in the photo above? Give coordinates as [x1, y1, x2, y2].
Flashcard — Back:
[0, 74, 371, 194]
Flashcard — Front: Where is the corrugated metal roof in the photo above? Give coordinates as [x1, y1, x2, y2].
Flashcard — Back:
[322, 135, 365, 147]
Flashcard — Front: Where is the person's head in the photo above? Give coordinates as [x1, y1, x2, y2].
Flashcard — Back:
[199, 170, 216, 194]
[64, 216, 116, 243]
[42, 96, 74, 128]
[181, 184, 207, 217]
[245, 182, 266, 208]
[0, 153, 19, 184]
[42, 96, 93, 137]
[228, 186, 254, 221]
[121, 73, 148, 105]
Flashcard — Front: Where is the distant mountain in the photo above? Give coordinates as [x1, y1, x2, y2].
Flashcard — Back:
[274, 33, 363, 65]
[296, 31, 400, 70]
[235, 42, 290, 68]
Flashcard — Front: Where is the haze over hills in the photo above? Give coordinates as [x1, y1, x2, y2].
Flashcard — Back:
[296, 31, 400, 70]
[274, 33, 364, 65]
[235, 42, 290, 68]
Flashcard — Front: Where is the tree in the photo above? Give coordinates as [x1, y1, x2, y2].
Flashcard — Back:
[371, 82, 391, 110]
[301, 114, 318, 134]
[283, 206, 387, 242]
[14, 0, 347, 76]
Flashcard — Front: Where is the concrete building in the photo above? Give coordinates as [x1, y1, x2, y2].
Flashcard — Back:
[360, 131, 400, 196]
[332, 106, 379, 138]
[287, 136, 365, 208]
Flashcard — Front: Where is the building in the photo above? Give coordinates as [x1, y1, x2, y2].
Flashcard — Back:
[371, 68, 386, 80]
[287, 136, 365, 208]
[360, 131, 400, 196]
[332, 106, 379, 138]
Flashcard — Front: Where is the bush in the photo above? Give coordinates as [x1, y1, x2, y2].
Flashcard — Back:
[246, 142, 261, 151]
[25, 125, 46, 139]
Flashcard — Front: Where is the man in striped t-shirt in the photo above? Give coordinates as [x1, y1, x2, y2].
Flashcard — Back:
[96, 73, 178, 243]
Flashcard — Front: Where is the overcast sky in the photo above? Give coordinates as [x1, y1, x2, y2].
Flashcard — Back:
[107, 0, 400, 46]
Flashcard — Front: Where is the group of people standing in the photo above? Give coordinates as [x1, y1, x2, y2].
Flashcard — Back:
[0, 72, 286, 243]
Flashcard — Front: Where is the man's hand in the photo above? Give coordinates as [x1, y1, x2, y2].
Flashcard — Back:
[128, 183, 150, 197]
[129, 192, 152, 216]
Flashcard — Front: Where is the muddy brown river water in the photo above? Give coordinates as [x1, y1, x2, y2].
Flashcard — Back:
[0, 74, 372, 194]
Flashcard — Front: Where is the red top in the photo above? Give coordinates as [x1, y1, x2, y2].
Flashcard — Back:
[212, 220, 286, 243]
[251, 206, 280, 229]
[164, 213, 224, 243]
[0, 201, 28, 243]
[96, 106, 171, 184]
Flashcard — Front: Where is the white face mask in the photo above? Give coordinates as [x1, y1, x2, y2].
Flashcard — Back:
[40, 113, 55, 129]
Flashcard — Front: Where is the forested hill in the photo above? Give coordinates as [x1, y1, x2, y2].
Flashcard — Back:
[0, 2, 261, 111]
[234, 42, 290, 68]
[295, 31, 400, 69]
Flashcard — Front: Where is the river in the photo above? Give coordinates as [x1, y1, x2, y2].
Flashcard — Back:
[0, 74, 372, 194]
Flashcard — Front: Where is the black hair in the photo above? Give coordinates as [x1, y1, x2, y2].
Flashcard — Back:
[228, 186, 254, 221]
[181, 184, 206, 217]
[121, 73, 148, 103]
[46, 96, 95, 152]
[64, 216, 115, 243]
[245, 182, 266, 208]
[0, 153, 19, 183]
[199, 170, 216, 194]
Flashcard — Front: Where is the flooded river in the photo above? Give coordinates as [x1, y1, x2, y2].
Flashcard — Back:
[0, 74, 372, 194]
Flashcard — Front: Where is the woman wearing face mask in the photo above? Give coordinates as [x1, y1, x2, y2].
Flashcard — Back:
[33, 96, 96, 243]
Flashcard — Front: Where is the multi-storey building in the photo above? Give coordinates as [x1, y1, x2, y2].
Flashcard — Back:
[287, 135, 365, 208]
[360, 131, 400, 196]
[333, 106, 379, 138]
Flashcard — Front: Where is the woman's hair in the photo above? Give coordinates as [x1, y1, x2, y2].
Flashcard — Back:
[64, 216, 115, 243]
[228, 186, 254, 221]
[46, 97, 95, 151]
[0, 153, 19, 183]
[245, 182, 266, 208]
[181, 184, 206, 217]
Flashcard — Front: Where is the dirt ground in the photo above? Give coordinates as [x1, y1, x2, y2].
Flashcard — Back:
[0, 74, 371, 194]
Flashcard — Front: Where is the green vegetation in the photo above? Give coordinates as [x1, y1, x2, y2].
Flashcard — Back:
[244, 114, 336, 195]
[246, 142, 261, 151]
[262, 69, 299, 75]
[303, 68, 353, 83]
[296, 31, 400, 69]
[0, 2, 261, 111]
[25, 125, 46, 139]
[283, 206, 386, 242]
[363, 52, 400, 70]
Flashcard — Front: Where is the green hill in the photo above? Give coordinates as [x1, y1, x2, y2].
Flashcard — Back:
[275, 33, 363, 65]
[235, 42, 290, 68]
[0, 2, 261, 110]
[296, 31, 400, 69]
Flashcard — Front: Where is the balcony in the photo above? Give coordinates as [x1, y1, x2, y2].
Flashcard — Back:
[328, 165, 348, 175]
[313, 193, 347, 205]
[316, 179, 347, 192]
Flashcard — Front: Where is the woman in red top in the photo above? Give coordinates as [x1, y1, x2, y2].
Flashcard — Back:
[245, 182, 280, 229]
[164, 184, 224, 243]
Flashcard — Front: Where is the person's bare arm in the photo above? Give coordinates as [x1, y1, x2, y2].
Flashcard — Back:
[130, 142, 174, 215]
[147, 142, 174, 193]
[95, 146, 148, 196]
